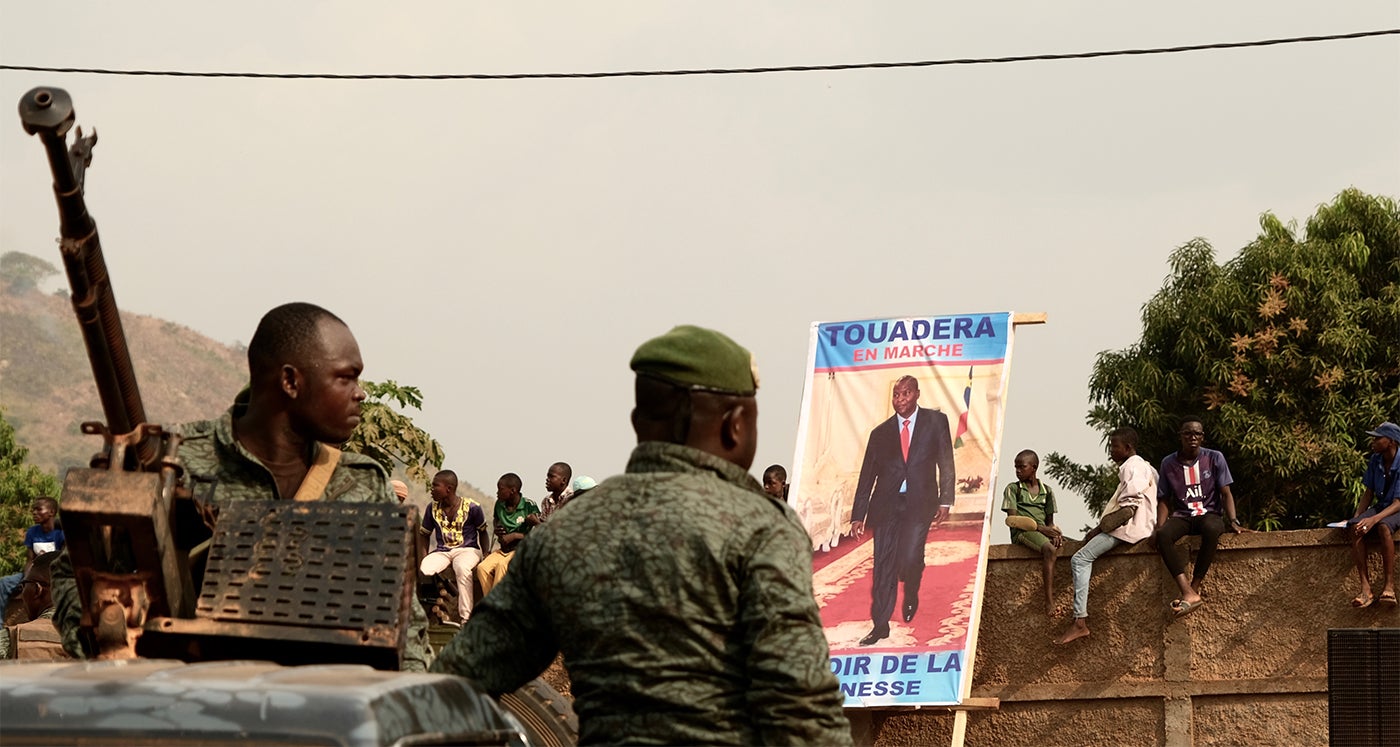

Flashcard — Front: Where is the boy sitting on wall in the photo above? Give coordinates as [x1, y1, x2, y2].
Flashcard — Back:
[1055, 428, 1158, 644]
[1002, 450, 1063, 617]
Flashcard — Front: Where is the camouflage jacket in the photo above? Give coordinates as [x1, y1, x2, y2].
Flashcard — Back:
[432, 441, 851, 746]
[50, 407, 433, 671]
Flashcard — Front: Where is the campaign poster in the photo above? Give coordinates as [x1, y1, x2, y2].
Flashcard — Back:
[789, 312, 1017, 707]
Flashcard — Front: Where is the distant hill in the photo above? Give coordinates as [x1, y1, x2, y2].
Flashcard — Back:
[0, 281, 247, 476]
[0, 273, 492, 505]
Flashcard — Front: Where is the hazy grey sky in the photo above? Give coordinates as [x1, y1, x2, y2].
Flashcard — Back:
[2, 2, 1397, 540]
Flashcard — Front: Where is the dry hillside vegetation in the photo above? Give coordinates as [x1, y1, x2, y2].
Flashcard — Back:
[0, 285, 246, 475]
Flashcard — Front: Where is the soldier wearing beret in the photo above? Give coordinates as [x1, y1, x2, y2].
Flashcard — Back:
[432, 325, 851, 746]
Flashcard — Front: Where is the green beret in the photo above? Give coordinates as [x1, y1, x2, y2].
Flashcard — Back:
[630, 325, 759, 396]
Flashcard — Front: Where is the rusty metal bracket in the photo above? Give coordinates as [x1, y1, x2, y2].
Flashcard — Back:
[64, 422, 195, 659]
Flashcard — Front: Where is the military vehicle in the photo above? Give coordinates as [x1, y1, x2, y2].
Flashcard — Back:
[0, 86, 577, 747]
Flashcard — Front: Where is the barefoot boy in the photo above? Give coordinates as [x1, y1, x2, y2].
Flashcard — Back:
[1002, 450, 1062, 616]
[1055, 428, 1157, 644]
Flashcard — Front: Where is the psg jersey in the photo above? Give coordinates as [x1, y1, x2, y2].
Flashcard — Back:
[1158, 448, 1234, 518]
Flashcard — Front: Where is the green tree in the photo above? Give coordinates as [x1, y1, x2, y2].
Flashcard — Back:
[1047, 189, 1400, 530]
[343, 380, 445, 488]
[0, 409, 63, 574]
[0, 251, 59, 295]
[1043, 452, 1119, 523]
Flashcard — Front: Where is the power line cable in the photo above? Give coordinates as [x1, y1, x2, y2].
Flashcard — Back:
[1, 29, 1396, 81]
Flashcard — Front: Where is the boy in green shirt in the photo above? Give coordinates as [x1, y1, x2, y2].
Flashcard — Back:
[1002, 450, 1063, 617]
[475, 473, 541, 598]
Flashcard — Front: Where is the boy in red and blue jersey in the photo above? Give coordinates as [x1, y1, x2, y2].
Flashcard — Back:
[1153, 417, 1248, 618]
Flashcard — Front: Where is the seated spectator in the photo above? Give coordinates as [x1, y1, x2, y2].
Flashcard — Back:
[1152, 417, 1250, 619]
[1347, 421, 1400, 608]
[0, 497, 64, 607]
[391, 480, 410, 504]
[1055, 428, 1157, 644]
[1002, 450, 1063, 617]
[762, 464, 789, 500]
[418, 470, 486, 626]
[538, 462, 573, 522]
[474, 473, 540, 598]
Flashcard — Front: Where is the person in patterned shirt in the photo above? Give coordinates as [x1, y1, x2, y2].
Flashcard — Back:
[419, 470, 486, 625]
[432, 325, 851, 746]
[537, 462, 573, 521]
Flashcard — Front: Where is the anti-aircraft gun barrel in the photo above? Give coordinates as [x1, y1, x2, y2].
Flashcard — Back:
[18, 86, 156, 468]
[16, 87, 419, 667]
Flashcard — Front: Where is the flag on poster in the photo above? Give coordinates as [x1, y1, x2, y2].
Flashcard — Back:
[788, 312, 1017, 707]
[955, 366, 973, 448]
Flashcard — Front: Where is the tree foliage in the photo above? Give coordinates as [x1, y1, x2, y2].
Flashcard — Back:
[1, 251, 60, 295]
[343, 380, 445, 488]
[1043, 452, 1119, 521]
[1047, 189, 1400, 530]
[0, 409, 63, 574]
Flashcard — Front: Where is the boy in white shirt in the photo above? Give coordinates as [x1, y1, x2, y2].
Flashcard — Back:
[1054, 427, 1157, 644]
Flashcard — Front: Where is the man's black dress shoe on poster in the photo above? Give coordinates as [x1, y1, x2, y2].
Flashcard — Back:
[902, 600, 918, 623]
[859, 628, 890, 646]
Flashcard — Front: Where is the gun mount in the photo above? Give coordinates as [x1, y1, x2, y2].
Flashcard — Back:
[13, 86, 579, 747]
[17, 87, 417, 667]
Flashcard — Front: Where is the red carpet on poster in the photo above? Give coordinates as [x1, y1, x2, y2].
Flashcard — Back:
[811, 520, 986, 653]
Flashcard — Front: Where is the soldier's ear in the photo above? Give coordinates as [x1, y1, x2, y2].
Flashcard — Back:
[719, 403, 750, 451]
[719, 406, 738, 450]
[280, 364, 302, 399]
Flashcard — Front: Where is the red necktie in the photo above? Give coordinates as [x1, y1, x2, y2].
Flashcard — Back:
[901, 419, 911, 461]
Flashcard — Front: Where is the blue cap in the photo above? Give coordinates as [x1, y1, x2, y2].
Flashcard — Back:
[1365, 421, 1400, 442]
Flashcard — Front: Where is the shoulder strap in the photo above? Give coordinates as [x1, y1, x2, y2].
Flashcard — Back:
[293, 444, 342, 502]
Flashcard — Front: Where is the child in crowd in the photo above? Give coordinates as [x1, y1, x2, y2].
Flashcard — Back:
[1002, 450, 1062, 617]
[0, 497, 65, 606]
[1153, 417, 1249, 618]
[762, 464, 788, 500]
[1054, 428, 1158, 644]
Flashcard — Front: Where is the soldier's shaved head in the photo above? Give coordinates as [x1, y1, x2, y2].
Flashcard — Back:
[247, 302, 347, 381]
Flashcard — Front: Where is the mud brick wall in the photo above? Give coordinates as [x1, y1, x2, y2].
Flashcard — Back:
[851, 529, 1397, 746]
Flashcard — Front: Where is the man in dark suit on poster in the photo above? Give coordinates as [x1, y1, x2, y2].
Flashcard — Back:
[849, 375, 956, 646]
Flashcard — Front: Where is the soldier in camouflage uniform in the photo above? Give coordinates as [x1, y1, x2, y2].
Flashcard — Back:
[433, 325, 851, 746]
[50, 302, 432, 670]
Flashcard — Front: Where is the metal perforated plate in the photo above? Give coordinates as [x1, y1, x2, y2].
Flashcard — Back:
[196, 500, 411, 632]
[1328, 627, 1400, 747]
